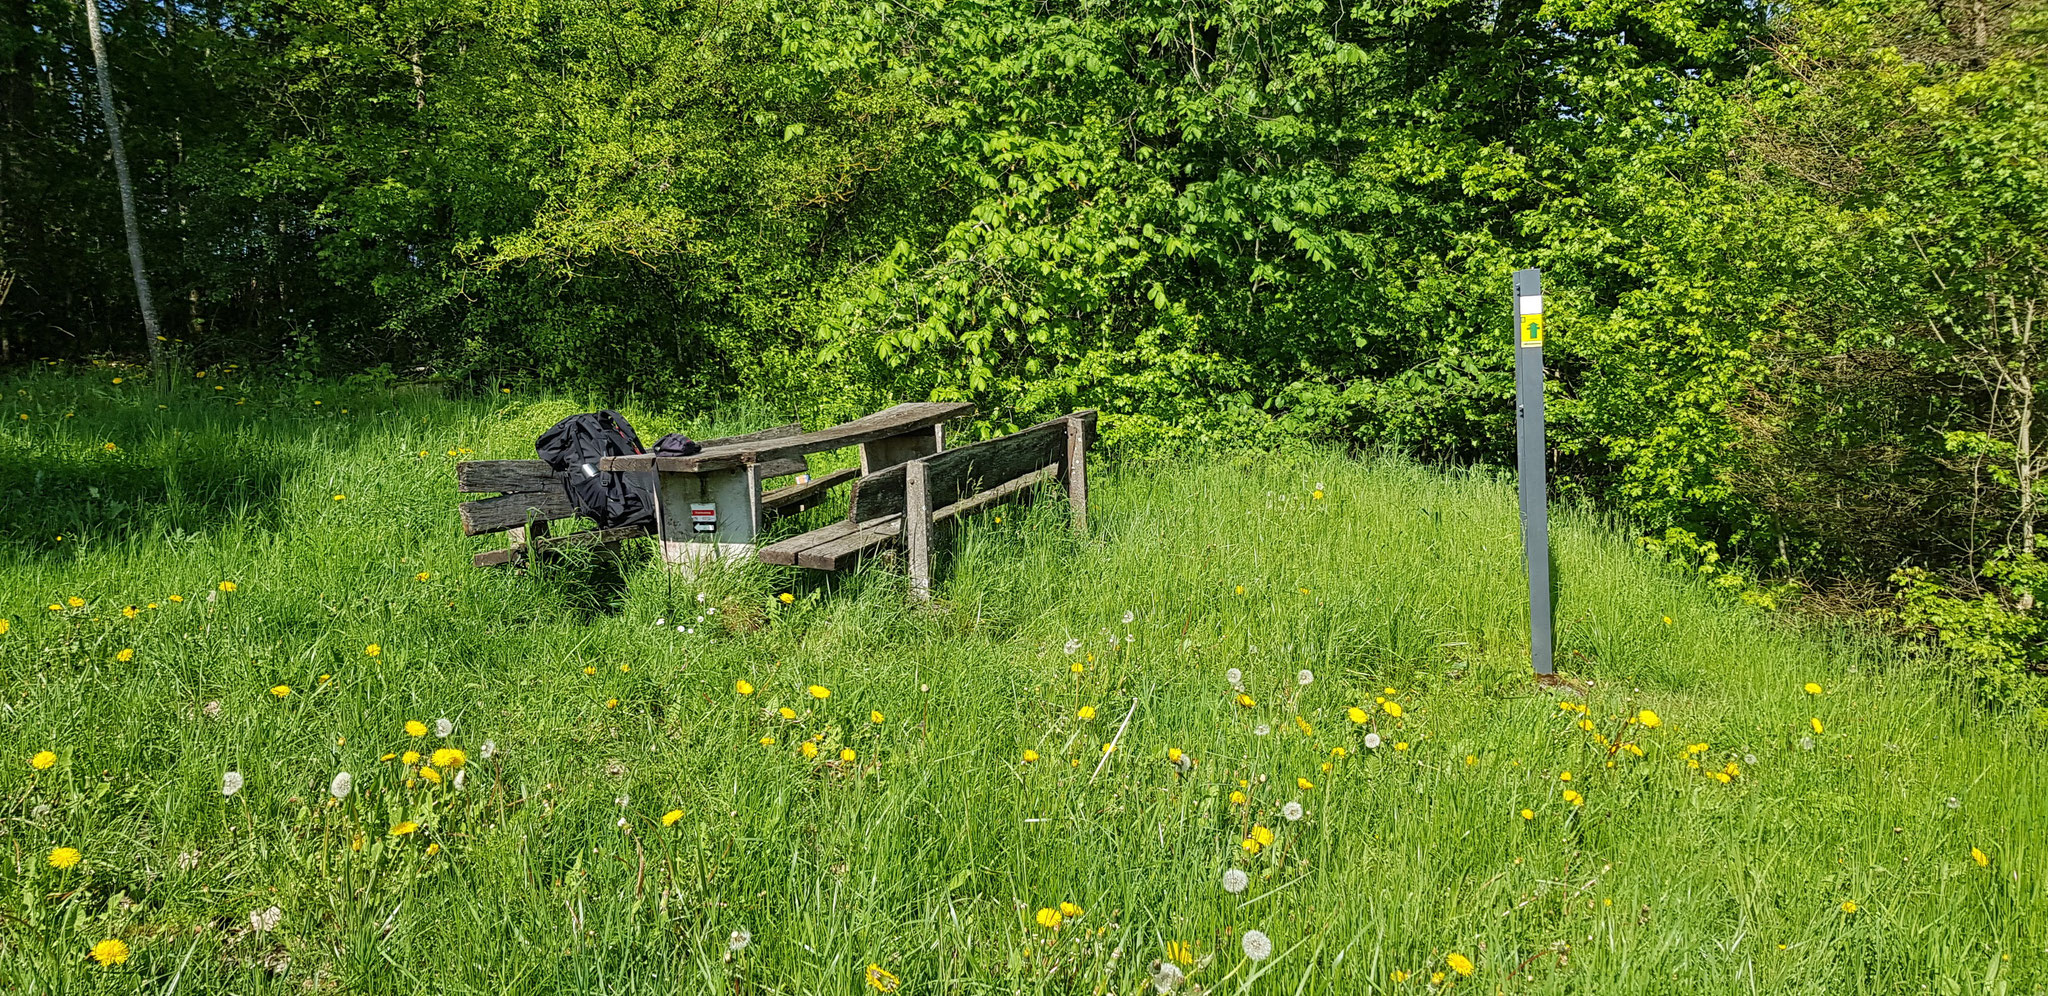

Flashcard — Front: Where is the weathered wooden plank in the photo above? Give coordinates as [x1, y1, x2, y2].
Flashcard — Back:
[931, 463, 1059, 525]
[795, 516, 904, 570]
[459, 486, 577, 535]
[860, 424, 942, 475]
[850, 415, 1072, 524]
[905, 460, 933, 599]
[756, 518, 868, 566]
[761, 466, 859, 515]
[697, 422, 802, 449]
[1065, 412, 1093, 534]
[473, 524, 648, 567]
[600, 403, 975, 474]
[457, 460, 558, 494]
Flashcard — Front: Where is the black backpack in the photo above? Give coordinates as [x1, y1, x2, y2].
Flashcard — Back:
[535, 410, 656, 531]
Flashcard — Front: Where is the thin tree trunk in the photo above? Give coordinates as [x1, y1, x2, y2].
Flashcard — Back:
[81, 0, 163, 374]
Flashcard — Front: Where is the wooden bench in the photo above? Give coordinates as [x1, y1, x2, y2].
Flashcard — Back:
[757, 410, 1095, 596]
[599, 402, 975, 569]
[456, 423, 859, 568]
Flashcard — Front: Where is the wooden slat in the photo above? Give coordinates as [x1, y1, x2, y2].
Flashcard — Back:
[761, 466, 859, 515]
[905, 460, 932, 599]
[602, 403, 976, 474]
[931, 463, 1059, 524]
[459, 485, 577, 535]
[796, 516, 904, 570]
[473, 524, 649, 568]
[457, 460, 558, 494]
[851, 414, 1073, 525]
[756, 518, 869, 566]
[696, 423, 802, 449]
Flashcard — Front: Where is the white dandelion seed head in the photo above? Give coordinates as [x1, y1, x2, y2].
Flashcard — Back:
[1064, 638, 1082, 654]
[677, 625, 688, 633]
[616, 794, 631, 808]
[452, 769, 466, 791]
[1242, 930, 1272, 961]
[1152, 961, 1185, 993]
[203, 700, 221, 718]
[1363, 733, 1382, 749]
[653, 618, 666, 626]
[696, 615, 705, 623]
[1254, 724, 1271, 737]
[707, 606, 719, 615]
[1745, 753, 1758, 765]
[1946, 796, 1961, 810]
[1315, 481, 1324, 490]
[1225, 667, 1243, 686]
[435, 718, 453, 738]
[1222, 868, 1249, 894]
[728, 929, 752, 952]
[617, 817, 629, 828]
[1297, 669, 1314, 686]
[1799, 736, 1815, 751]
[480, 740, 497, 760]
[696, 592, 708, 603]
[328, 771, 352, 800]
[176, 850, 200, 871]
[1282, 801, 1304, 821]
[221, 771, 244, 797]
[1122, 610, 1136, 625]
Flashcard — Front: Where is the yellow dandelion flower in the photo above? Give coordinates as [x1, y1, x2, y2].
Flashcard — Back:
[1166, 941, 1193, 966]
[1465, 754, 1478, 766]
[605, 698, 618, 709]
[778, 707, 797, 720]
[1840, 900, 1857, 913]
[620, 664, 629, 673]
[663, 809, 683, 827]
[390, 821, 418, 836]
[431, 748, 465, 769]
[1251, 825, 1274, 846]
[1447, 952, 1474, 976]
[840, 748, 856, 762]
[760, 736, 775, 746]
[1167, 747, 1183, 762]
[1686, 743, 1708, 755]
[48, 846, 82, 869]
[169, 594, 183, 602]
[401, 750, 420, 765]
[1347, 706, 1367, 724]
[809, 685, 831, 700]
[735, 679, 754, 695]
[1077, 705, 1096, 720]
[800, 742, 819, 759]
[1241, 837, 1261, 854]
[1810, 717, 1824, 735]
[1637, 709, 1661, 728]
[364, 644, 381, 657]
[1972, 847, 1989, 867]
[1312, 489, 1324, 500]
[269, 685, 289, 698]
[1331, 746, 1347, 758]
[1297, 777, 1314, 790]
[425, 842, 441, 856]
[583, 666, 597, 675]
[419, 765, 442, 784]
[1022, 749, 1039, 763]
[1520, 808, 1534, 820]
[1230, 790, 1247, 805]
[865, 964, 901, 992]
[778, 593, 795, 604]
[1035, 907, 1062, 929]
[1804, 682, 1823, 695]
[1432, 972, 1445, 984]
[1059, 901, 1083, 917]
[1236, 693, 1255, 708]
[1623, 743, 1645, 757]
[1101, 742, 1115, 754]
[115, 648, 135, 663]
[1296, 716, 1313, 736]
[1711, 771, 1732, 784]
[1234, 585, 1246, 595]
[1069, 660, 1085, 673]
[1383, 701, 1403, 718]
[1562, 789, 1583, 806]
[405, 720, 426, 737]
[415, 571, 431, 581]
[1394, 741, 1409, 751]
[1299, 587, 1311, 595]
[1578, 718, 1595, 731]
[90, 937, 130, 966]
[122, 606, 138, 619]
[31, 750, 56, 770]
[317, 674, 331, 683]
[217, 582, 236, 592]
[1559, 771, 1572, 782]
[1392, 970, 1410, 982]
[67, 596, 85, 608]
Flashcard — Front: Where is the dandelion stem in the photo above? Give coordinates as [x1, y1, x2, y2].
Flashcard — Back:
[1090, 696, 1139, 782]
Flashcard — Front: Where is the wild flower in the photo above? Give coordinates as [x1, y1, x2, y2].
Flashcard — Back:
[1060, 901, 1084, 917]
[1282, 801, 1304, 821]
[249, 906, 282, 933]
[1064, 638, 1082, 654]
[840, 748, 856, 762]
[1123, 610, 1136, 624]
[1383, 701, 1403, 718]
[1745, 753, 1758, 765]
[779, 707, 797, 720]
[1946, 796, 1961, 809]
[49, 846, 82, 869]
[736, 679, 754, 695]
[269, 685, 288, 698]
[1296, 777, 1314, 790]
[1972, 847, 1990, 866]
[405, 720, 426, 737]
[1363, 733, 1382, 749]
[1152, 960, 1185, 993]
[364, 644, 381, 657]
[435, 718, 453, 738]
[401, 750, 420, 765]
[1166, 941, 1193, 966]
[1251, 825, 1274, 847]
[1230, 790, 1247, 804]
[779, 593, 795, 604]
[328, 771, 352, 800]
[1035, 907, 1063, 929]
[1800, 737, 1816, 751]
[1222, 868, 1249, 893]
[31, 751, 56, 770]
[864, 964, 900, 992]
[1520, 809, 1534, 820]
[1022, 749, 1039, 763]
[1840, 900, 1857, 913]
[1447, 952, 1474, 976]
[222, 771, 244, 796]
[480, 740, 497, 760]
[1295, 716, 1313, 736]
[1638, 709, 1661, 728]
[801, 742, 819, 758]
[1805, 683, 1823, 695]
[419, 765, 442, 785]
[1810, 718, 1824, 734]
[1078, 705, 1096, 720]
[729, 929, 752, 952]
[1253, 724, 1270, 736]
[90, 938, 129, 967]
[431, 748, 466, 769]
[1225, 667, 1243, 685]
[663, 809, 684, 827]
[1237, 694, 1256, 709]
[809, 685, 831, 700]
[1562, 790, 1583, 806]
[390, 821, 418, 836]
[1297, 669, 1313, 686]
[1241, 930, 1272, 961]
[116, 649, 135, 663]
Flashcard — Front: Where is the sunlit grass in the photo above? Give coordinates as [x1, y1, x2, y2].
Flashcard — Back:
[0, 366, 2041, 993]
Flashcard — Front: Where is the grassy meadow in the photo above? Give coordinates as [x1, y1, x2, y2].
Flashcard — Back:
[1, 365, 2043, 994]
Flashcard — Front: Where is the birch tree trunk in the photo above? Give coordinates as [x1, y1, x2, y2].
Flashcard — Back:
[81, 0, 163, 374]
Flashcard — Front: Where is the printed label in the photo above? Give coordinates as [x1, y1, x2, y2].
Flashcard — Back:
[1520, 314, 1543, 347]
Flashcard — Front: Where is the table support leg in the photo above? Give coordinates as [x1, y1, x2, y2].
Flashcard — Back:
[652, 466, 761, 572]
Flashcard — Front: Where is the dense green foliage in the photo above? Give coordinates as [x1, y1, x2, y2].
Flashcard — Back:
[2, 370, 2042, 991]
[1, 0, 2043, 693]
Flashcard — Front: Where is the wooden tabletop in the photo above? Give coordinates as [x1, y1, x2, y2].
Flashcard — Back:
[601, 402, 976, 474]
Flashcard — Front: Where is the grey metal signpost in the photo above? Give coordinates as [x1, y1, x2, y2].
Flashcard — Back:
[1513, 268, 1554, 675]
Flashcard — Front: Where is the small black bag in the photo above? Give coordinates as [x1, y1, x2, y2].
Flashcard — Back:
[535, 410, 656, 531]
[653, 433, 702, 457]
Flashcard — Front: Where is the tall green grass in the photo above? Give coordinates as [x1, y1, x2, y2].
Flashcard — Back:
[0, 368, 2041, 994]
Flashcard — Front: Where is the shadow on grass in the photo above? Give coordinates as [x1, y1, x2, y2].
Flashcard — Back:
[0, 445, 295, 558]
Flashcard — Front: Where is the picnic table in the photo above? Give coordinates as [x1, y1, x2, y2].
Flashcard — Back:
[600, 401, 975, 569]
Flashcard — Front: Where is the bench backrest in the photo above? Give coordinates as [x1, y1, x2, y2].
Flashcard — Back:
[850, 411, 1095, 524]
